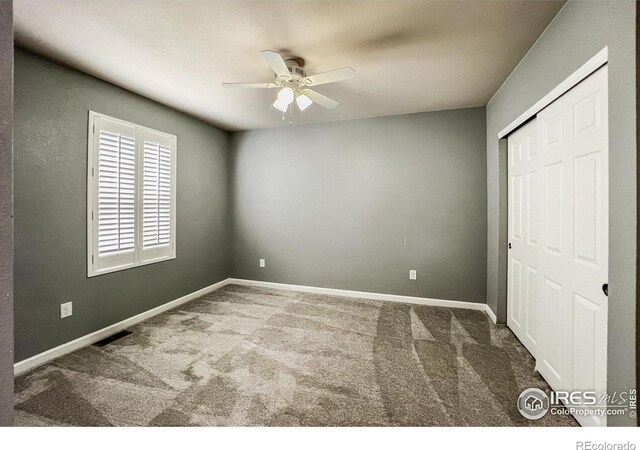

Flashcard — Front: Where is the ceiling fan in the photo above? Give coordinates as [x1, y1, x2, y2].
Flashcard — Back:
[222, 50, 355, 114]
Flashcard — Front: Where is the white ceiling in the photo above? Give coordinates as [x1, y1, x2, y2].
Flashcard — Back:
[14, 0, 564, 131]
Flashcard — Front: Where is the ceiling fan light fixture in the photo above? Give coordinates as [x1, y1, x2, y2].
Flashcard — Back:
[278, 87, 294, 104]
[273, 87, 295, 112]
[296, 94, 313, 111]
[273, 97, 289, 112]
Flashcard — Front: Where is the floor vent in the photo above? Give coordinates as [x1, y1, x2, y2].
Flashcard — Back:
[92, 330, 133, 347]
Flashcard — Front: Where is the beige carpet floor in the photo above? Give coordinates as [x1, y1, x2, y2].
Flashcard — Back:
[14, 284, 577, 426]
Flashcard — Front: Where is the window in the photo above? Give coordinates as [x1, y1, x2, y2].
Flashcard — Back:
[87, 111, 176, 277]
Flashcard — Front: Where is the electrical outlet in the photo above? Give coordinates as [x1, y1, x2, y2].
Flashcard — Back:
[259, 259, 266, 268]
[60, 301, 73, 319]
[409, 270, 417, 280]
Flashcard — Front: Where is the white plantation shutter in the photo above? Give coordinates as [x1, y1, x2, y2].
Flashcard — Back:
[140, 130, 176, 262]
[88, 112, 176, 276]
[98, 129, 136, 254]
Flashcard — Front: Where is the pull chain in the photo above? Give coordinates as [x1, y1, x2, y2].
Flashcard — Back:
[289, 103, 293, 126]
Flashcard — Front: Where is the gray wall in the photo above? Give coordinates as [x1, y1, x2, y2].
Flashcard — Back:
[230, 108, 487, 303]
[485, 1, 636, 425]
[14, 49, 231, 361]
[0, 0, 14, 427]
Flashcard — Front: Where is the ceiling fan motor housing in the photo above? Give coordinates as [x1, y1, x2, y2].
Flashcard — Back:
[289, 65, 305, 78]
[285, 58, 306, 79]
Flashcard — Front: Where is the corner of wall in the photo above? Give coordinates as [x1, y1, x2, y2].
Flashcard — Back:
[225, 130, 240, 279]
[0, 0, 14, 427]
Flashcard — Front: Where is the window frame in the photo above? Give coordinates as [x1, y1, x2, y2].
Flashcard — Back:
[87, 111, 177, 277]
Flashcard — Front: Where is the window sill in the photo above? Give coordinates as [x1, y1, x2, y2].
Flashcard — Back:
[87, 253, 176, 278]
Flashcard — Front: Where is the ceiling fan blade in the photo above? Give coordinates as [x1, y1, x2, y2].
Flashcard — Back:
[222, 82, 277, 88]
[304, 67, 355, 86]
[260, 50, 291, 78]
[305, 90, 339, 109]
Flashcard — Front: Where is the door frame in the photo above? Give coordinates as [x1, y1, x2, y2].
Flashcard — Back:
[500, 49, 611, 426]
[497, 46, 609, 323]
[496, 47, 612, 426]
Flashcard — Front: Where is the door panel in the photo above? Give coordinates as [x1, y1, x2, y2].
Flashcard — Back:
[573, 92, 601, 138]
[544, 162, 563, 254]
[512, 176, 523, 240]
[507, 119, 538, 355]
[525, 266, 537, 345]
[544, 114, 562, 149]
[526, 171, 539, 244]
[573, 152, 601, 266]
[572, 292, 598, 390]
[542, 277, 563, 380]
[510, 258, 522, 327]
[533, 65, 608, 427]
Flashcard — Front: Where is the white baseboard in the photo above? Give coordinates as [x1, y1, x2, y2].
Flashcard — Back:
[15, 277, 494, 375]
[13, 278, 231, 376]
[484, 304, 498, 324]
[228, 278, 488, 312]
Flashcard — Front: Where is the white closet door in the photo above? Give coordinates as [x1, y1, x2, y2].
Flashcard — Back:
[536, 65, 608, 427]
[507, 119, 539, 356]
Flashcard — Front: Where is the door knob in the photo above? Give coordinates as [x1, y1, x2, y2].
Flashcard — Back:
[602, 283, 608, 296]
